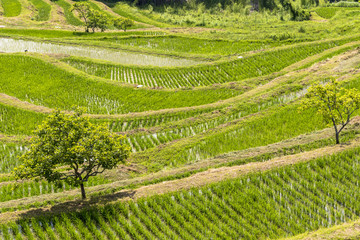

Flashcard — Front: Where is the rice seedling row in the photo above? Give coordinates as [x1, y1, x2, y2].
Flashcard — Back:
[3, 148, 360, 239]
[102, 107, 215, 132]
[133, 102, 328, 170]
[0, 54, 240, 114]
[3, 128, 358, 214]
[0, 97, 219, 136]
[95, 35, 305, 57]
[125, 85, 310, 152]
[0, 175, 109, 205]
[0, 103, 46, 136]
[65, 39, 351, 89]
[0, 143, 27, 174]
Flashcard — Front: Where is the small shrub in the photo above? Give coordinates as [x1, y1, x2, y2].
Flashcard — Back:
[299, 26, 306, 33]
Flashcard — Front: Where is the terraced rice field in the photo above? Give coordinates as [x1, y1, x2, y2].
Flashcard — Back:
[2, 1, 360, 239]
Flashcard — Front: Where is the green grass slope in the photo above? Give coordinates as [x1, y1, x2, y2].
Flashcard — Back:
[53, 0, 83, 26]
[29, 0, 51, 21]
[0, 0, 21, 17]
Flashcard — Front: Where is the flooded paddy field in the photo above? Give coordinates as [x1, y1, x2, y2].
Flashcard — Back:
[0, 37, 203, 66]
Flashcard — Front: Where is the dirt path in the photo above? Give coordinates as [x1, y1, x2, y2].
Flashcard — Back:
[283, 219, 360, 240]
[0, 134, 29, 143]
[133, 138, 360, 198]
[1, 134, 359, 223]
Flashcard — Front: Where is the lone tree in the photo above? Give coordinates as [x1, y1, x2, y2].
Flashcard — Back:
[71, 2, 91, 32]
[114, 17, 134, 32]
[300, 79, 360, 144]
[13, 109, 130, 200]
[88, 10, 110, 32]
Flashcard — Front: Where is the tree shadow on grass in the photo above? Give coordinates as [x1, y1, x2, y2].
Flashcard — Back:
[17, 189, 136, 220]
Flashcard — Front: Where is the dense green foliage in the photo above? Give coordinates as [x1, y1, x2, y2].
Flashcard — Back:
[14, 110, 131, 199]
[332, 1, 360, 7]
[300, 79, 360, 144]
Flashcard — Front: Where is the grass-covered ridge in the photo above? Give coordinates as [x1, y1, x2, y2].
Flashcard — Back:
[28, 0, 50, 21]
[0, 0, 21, 17]
[53, 0, 83, 26]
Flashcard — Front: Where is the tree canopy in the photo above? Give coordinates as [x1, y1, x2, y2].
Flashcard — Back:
[13, 109, 130, 199]
[114, 17, 134, 32]
[299, 79, 360, 144]
[71, 2, 91, 32]
[88, 10, 110, 32]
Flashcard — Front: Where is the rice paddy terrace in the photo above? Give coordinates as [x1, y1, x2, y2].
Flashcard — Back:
[2, 0, 360, 239]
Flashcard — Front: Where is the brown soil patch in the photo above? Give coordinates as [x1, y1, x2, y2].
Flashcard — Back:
[284, 220, 360, 240]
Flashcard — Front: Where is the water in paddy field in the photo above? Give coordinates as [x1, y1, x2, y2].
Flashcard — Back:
[0, 38, 203, 67]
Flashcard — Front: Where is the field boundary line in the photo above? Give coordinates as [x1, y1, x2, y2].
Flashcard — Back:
[282, 218, 360, 240]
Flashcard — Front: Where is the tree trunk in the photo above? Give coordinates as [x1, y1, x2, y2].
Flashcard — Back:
[333, 120, 340, 144]
[80, 183, 86, 200]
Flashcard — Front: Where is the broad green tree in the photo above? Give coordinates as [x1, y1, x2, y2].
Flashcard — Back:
[13, 109, 130, 200]
[114, 17, 134, 32]
[300, 79, 360, 144]
[71, 2, 91, 32]
[88, 10, 110, 32]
